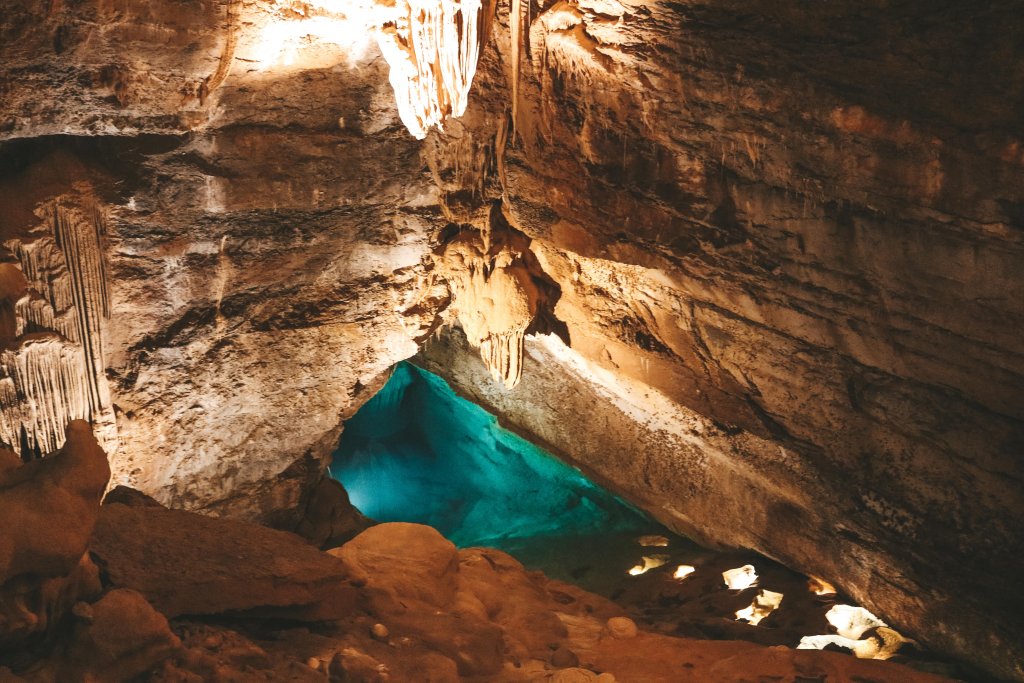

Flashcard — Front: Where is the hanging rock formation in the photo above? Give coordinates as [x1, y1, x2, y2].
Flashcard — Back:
[436, 226, 539, 388]
[0, 196, 116, 459]
[375, 0, 498, 139]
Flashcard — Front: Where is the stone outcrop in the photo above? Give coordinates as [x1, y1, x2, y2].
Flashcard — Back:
[57, 588, 179, 683]
[0, 0, 448, 521]
[91, 503, 360, 620]
[0, 421, 108, 663]
[290, 476, 375, 549]
[416, 1, 1024, 679]
[0, 421, 184, 682]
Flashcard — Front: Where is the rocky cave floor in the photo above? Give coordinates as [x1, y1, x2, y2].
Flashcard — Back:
[2, 422, 982, 683]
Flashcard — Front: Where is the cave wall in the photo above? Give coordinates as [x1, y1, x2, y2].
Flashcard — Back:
[419, 0, 1024, 679]
[0, 0, 1022, 679]
[0, 0, 447, 518]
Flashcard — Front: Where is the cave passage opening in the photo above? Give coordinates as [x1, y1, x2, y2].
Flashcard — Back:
[329, 361, 698, 592]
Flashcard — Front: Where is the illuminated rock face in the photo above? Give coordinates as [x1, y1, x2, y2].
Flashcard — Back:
[0, 4, 442, 520]
[415, 2, 1024, 680]
[436, 225, 541, 388]
[1, 0, 1023, 681]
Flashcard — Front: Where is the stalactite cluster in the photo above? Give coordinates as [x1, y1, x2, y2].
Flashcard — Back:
[375, 0, 496, 139]
[0, 200, 115, 457]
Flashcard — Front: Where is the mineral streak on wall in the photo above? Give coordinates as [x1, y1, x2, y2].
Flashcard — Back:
[0, 199, 116, 457]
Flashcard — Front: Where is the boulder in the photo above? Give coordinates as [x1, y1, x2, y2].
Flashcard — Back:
[292, 477, 373, 550]
[0, 421, 109, 660]
[91, 504, 358, 620]
[102, 485, 164, 508]
[329, 523, 459, 612]
[58, 589, 179, 683]
[0, 421, 109, 583]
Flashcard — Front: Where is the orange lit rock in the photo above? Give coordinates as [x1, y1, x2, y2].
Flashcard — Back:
[0, 420, 108, 583]
[58, 588, 179, 683]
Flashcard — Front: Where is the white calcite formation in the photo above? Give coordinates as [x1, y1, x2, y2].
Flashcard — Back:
[375, 0, 495, 139]
[0, 200, 116, 457]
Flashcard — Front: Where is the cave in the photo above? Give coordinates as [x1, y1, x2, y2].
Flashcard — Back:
[0, 0, 1022, 682]
[329, 361, 657, 553]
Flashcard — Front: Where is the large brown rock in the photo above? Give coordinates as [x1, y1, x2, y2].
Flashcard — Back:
[330, 524, 504, 677]
[291, 477, 374, 550]
[0, 420, 108, 658]
[57, 588, 179, 683]
[330, 522, 460, 612]
[91, 504, 359, 621]
[0, 421, 109, 583]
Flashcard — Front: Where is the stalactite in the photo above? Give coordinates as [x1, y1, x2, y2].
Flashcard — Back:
[0, 337, 89, 456]
[374, 0, 495, 139]
[435, 225, 540, 389]
[479, 329, 526, 389]
[0, 200, 116, 457]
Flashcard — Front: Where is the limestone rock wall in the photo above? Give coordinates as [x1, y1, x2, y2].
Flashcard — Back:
[419, 1, 1024, 679]
[0, 186, 117, 459]
[0, 0, 1022, 679]
[0, 0, 450, 519]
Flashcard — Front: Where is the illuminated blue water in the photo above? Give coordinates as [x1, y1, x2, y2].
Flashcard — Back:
[329, 362, 656, 550]
[330, 363, 715, 594]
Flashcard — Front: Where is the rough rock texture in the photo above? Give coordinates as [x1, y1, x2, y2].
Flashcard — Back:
[0, 0, 449, 522]
[435, 212, 561, 387]
[0, 421, 109, 582]
[374, 0, 498, 139]
[417, 1, 1024, 679]
[0, 420, 108, 661]
[91, 503, 360, 620]
[1, 0, 1023, 680]
[56, 588, 180, 683]
[110, 521, 949, 683]
[291, 476, 374, 549]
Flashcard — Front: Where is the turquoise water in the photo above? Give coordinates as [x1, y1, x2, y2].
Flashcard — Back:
[329, 362, 656, 552]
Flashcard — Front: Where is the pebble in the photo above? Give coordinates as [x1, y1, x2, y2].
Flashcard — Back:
[71, 601, 93, 622]
[550, 668, 598, 683]
[606, 617, 638, 639]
